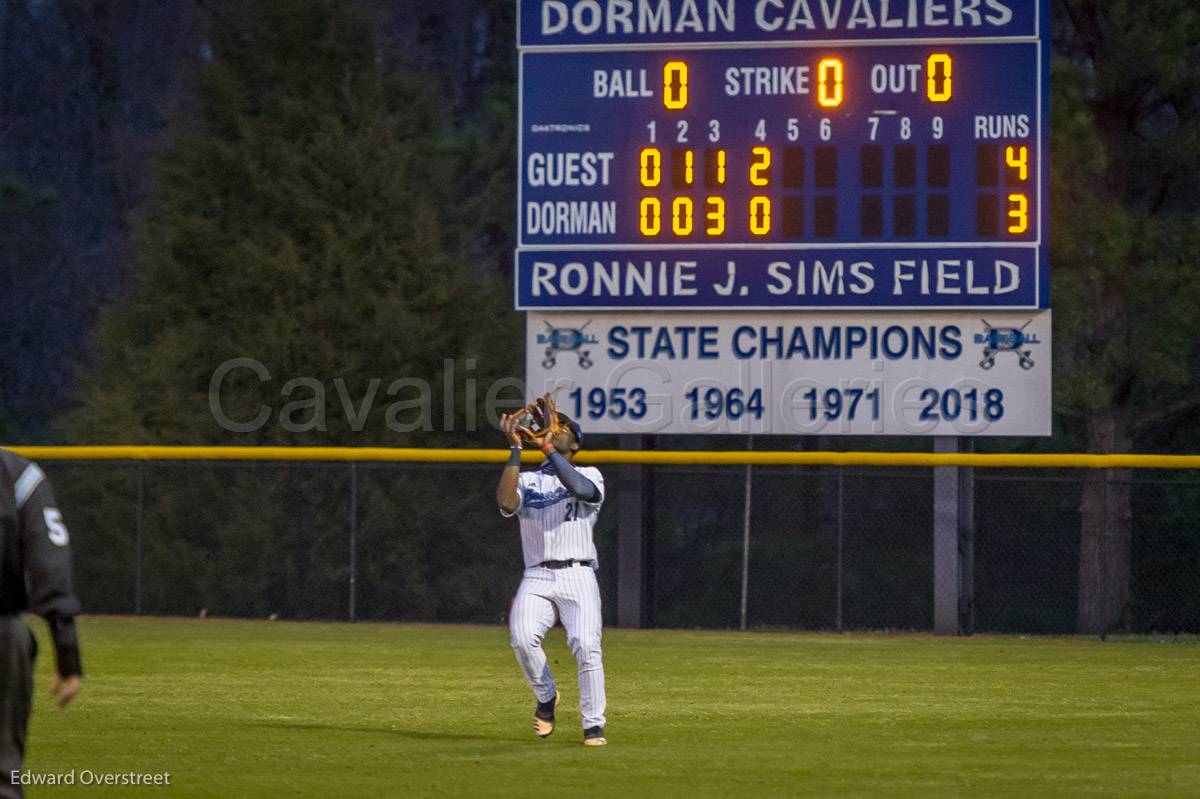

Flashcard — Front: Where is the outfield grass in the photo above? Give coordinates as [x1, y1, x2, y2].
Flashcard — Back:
[17, 616, 1200, 797]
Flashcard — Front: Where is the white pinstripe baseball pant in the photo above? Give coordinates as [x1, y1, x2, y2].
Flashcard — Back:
[509, 565, 606, 730]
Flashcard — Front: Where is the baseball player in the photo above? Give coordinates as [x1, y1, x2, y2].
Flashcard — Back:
[0, 449, 83, 798]
[497, 407, 607, 746]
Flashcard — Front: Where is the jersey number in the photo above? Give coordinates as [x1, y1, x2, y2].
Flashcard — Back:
[564, 500, 579, 522]
[44, 508, 69, 546]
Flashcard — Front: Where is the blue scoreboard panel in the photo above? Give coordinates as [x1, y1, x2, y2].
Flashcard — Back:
[516, 0, 1048, 310]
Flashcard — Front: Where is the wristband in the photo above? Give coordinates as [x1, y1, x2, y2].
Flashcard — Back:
[48, 616, 83, 677]
[506, 447, 522, 467]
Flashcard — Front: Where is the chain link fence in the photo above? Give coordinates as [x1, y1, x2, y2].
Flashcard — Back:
[40, 460, 1200, 634]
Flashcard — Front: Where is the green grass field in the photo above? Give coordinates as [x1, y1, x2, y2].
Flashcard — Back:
[17, 617, 1200, 797]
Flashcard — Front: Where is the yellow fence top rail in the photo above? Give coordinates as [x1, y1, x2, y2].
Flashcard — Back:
[5, 446, 1200, 469]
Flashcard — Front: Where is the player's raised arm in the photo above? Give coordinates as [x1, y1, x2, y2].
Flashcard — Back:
[539, 446, 599, 502]
[537, 417, 600, 503]
[497, 414, 523, 515]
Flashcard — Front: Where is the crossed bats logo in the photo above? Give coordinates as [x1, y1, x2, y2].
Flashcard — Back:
[537, 321, 598, 369]
[975, 319, 1039, 370]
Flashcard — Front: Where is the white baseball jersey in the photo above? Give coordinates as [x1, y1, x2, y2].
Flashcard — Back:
[504, 461, 607, 731]
[501, 462, 605, 568]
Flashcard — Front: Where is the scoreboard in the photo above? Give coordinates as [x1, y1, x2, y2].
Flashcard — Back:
[516, 0, 1051, 435]
[516, 0, 1048, 310]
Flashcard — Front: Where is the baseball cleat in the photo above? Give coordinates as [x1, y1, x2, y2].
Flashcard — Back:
[533, 691, 560, 737]
[583, 726, 607, 746]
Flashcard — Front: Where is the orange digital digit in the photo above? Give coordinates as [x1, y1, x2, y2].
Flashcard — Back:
[705, 196, 726, 236]
[749, 196, 771, 235]
[672, 197, 694, 236]
[639, 147, 661, 187]
[1005, 145, 1029, 181]
[926, 54, 952, 102]
[817, 58, 844, 108]
[1007, 193, 1028, 234]
[664, 61, 688, 110]
[750, 146, 771, 186]
[709, 148, 726, 185]
[640, 197, 662, 236]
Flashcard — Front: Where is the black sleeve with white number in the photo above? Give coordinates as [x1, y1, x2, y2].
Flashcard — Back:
[5, 452, 83, 676]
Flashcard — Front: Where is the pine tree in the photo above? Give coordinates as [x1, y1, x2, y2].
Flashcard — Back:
[65, 0, 516, 447]
[1053, 1, 1200, 633]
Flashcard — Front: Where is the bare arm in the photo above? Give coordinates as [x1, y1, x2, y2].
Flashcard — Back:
[496, 414, 523, 514]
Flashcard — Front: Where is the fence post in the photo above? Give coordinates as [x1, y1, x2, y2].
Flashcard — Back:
[1102, 469, 1109, 537]
[348, 462, 358, 622]
[836, 466, 844, 632]
[933, 437, 960, 634]
[739, 435, 754, 631]
[958, 438, 975, 635]
[135, 463, 144, 616]
[934, 437, 975, 635]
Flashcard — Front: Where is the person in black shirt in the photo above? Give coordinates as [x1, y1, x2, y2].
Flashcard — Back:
[0, 449, 82, 799]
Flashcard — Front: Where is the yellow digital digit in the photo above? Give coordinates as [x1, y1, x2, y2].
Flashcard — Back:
[1005, 145, 1028, 181]
[684, 149, 694, 185]
[714, 149, 726, 185]
[817, 58, 844, 108]
[640, 197, 661, 236]
[1007, 193, 1028, 234]
[750, 146, 771, 187]
[664, 61, 688, 110]
[672, 197, 694, 236]
[926, 54, 952, 102]
[640, 147, 661, 187]
[705, 196, 725, 236]
[749, 196, 771, 235]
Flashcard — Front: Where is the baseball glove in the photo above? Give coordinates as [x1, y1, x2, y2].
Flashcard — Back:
[512, 391, 564, 446]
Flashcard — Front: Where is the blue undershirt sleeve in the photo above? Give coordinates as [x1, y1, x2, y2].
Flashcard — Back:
[543, 451, 599, 503]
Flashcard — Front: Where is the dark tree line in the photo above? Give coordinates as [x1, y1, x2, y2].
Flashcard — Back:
[0, 0, 517, 438]
[1051, 0, 1200, 632]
